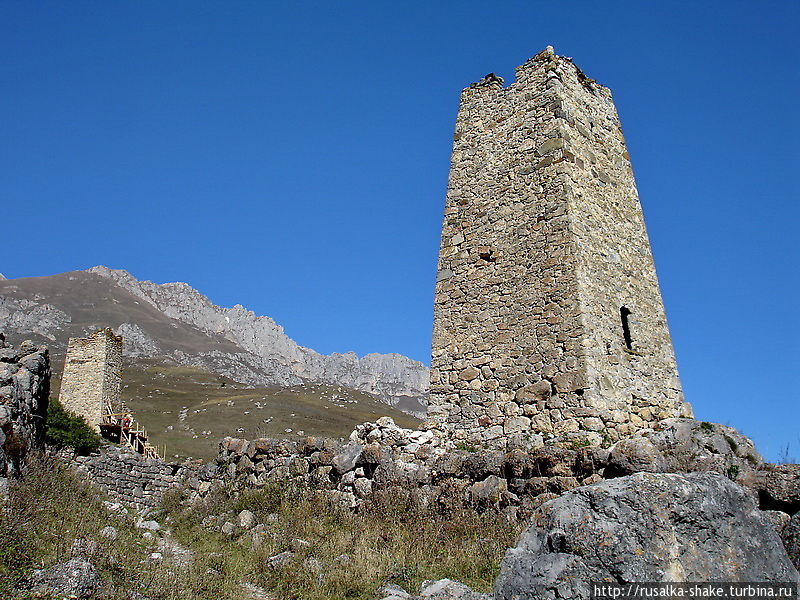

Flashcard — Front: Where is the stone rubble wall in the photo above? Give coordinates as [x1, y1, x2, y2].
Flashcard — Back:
[73, 444, 191, 512]
[0, 333, 50, 476]
[181, 419, 798, 529]
[58, 328, 123, 430]
[428, 47, 691, 449]
[202, 417, 606, 520]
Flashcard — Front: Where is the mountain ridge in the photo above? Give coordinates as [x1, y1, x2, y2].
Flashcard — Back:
[0, 266, 429, 415]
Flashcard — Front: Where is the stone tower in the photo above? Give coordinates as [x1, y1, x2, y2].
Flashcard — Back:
[428, 47, 692, 448]
[59, 328, 123, 430]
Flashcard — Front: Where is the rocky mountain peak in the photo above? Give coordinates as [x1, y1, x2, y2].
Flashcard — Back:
[0, 267, 429, 415]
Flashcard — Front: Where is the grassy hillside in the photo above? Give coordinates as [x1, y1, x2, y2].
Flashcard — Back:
[51, 359, 419, 461]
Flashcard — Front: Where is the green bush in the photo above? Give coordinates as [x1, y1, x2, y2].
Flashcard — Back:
[45, 398, 102, 454]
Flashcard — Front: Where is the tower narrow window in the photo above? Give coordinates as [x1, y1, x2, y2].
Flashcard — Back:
[620, 306, 633, 351]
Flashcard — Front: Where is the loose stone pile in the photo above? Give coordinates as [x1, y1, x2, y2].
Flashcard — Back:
[0, 333, 49, 477]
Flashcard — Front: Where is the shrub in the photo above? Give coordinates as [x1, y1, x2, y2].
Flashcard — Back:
[45, 398, 102, 454]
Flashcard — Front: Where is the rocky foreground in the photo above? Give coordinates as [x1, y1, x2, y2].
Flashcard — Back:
[1, 336, 798, 599]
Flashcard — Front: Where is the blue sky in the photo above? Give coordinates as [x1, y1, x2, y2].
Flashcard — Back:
[2, 1, 798, 460]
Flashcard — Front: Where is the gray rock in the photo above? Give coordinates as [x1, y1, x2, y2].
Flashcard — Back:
[641, 418, 762, 475]
[237, 509, 257, 529]
[420, 578, 489, 599]
[762, 510, 792, 533]
[137, 519, 160, 531]
[469, 475, 507, 505]
[332, 442, 363, 474]
[761, 464, 800, 512]
[494, 472, 799, 600]
[783, 512, 800, 570]
[606, 437, 666, 477]
[378, 583, 412, 599]
[220, 521, 236, 536]
[267, 550, 296, 569]
[16, 557, 103, 598]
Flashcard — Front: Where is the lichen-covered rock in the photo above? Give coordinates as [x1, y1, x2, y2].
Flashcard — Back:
[759, 464, 800, 513]
[16, 557, 103, 598]
[606, 437, 666, 477]
[419, 578, 490, 599]
[0, 333, 49, 476]
[783, 512, 800, 570]
[494, 473, 799, 600]
[639, 418, 762, 475]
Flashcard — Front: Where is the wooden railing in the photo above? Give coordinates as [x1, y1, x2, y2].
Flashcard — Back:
[102, 401, 162, 460]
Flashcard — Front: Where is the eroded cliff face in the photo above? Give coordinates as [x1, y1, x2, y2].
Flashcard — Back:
[0, 334, 50, 476]
[0, 267, 428, 413]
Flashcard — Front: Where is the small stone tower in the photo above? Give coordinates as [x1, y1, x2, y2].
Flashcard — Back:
[59, 328, 123, 430]
[428, 47, 692, 448]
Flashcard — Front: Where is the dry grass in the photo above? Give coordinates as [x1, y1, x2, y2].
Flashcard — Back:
[166, 482, 521, 599]
[1, 455, 519, 599]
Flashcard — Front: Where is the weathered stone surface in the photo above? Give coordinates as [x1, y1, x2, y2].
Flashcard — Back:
[74, 444, 190, 511]
[58, 328, 121, 430]
[606, 437, 666, 477]
[638, 418, 762, 476]
[378, 582, 412, 599]
[332, 442, 363, 474]
[494, 473, 799, 600]
[782, 512, 800, 570]
[428, 46, 692, 448]
[0, 333, 49, 476]
[759, 464, 800, 513]
[469, 475, 507, 505]
[16, 557, 103, 599]
[419, 578, 489, 599]
[237, 509, 257, 529]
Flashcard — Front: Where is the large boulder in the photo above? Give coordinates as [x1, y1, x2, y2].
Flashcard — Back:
[783, 512, 800, 570]
[760, 464, 800, 513]
[15, 557, 103, 598]
[606, 437, 666, 477]
[0, 334, 50, 477]
[640, 418, 761, 476]
[494, 473, 799, 600]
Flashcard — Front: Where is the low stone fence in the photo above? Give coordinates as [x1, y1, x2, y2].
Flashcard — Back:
[73, 445, 195, 512]
[183, 417, 800, 527]
[198, 417, 606, 519]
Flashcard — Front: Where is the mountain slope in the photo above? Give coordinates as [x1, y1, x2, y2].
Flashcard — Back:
[0, 267, 429, 415]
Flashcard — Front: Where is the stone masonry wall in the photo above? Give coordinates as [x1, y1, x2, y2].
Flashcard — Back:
[73, 444, 191, 512]
[59, 328, 123, 430]
[428, 47, 691, 448]
[0, 333, 50, 476]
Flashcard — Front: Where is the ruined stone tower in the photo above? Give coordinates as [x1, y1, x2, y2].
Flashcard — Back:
[59, 328, 123, 430]
[428, 47, 692, 448]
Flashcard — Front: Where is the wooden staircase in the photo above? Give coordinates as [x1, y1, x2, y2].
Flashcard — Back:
[101, 399, 162, 460]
